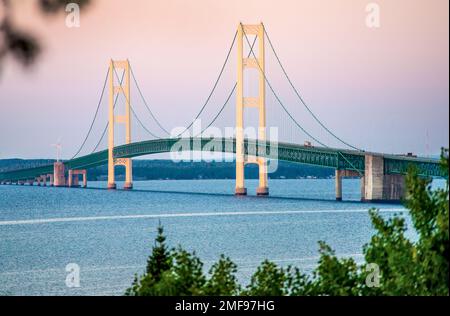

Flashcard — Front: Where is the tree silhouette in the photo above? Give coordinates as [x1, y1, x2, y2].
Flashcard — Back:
[0, 0, 90, 71]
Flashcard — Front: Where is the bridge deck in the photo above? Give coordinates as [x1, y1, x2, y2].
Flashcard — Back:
[0, 138, 444, 182]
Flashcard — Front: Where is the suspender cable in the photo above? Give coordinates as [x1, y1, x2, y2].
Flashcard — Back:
[175, 31, 238, 137]
[241, 23, 328, 148]
[263, 25, 363, 152]
[195, 84, 236, 137]
[130, 104, 161, 139]
[194, 35, 257, 138]
[112, 66, 162, 139]
[130, 65, 171, 136]
[91, 123, 108, 153]
[70, 68, 109, 159]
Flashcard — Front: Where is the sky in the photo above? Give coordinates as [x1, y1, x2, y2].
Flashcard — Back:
[0, 0, 448, 159]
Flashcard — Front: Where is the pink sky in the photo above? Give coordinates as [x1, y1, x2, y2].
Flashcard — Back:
[0, 0, 448, 159]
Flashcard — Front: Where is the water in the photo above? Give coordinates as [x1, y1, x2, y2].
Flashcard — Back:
[0, 179, 427, 296]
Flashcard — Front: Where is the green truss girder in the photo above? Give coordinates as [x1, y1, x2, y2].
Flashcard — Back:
[383, 156, 444, 178]
[0, 138, 444, 182]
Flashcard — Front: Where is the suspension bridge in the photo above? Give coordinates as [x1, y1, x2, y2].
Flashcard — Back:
[0, 23, 444, 202]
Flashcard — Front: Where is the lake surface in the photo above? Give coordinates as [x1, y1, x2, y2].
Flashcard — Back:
[0, 178, 432, 296]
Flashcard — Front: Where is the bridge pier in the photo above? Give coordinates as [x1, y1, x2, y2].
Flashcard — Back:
[335, 170, 342, 201]
[335, 169, 362, 201]
[257, 186, 269, 196]
[68, 170, 87, 188]
[46, 174, 54, 187]
[363, 154, 406, 202]
[54, 162, 66, 187]
[68, 171, 79, 187]
[360, 176, 366, 201]
[235, 187, 247, 196]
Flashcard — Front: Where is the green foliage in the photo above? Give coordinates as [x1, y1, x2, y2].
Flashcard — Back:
[401, 149, 449, 295]
[309, 149, 448, 296]
[359, 209, 417, 295]
[125, 224, 206, 296]
[243, 260, 288, 296]
[311, 242, 361, 295]
[167, 247, 206, 296]
[204, 255, 240, 296]
[358, 150, 448, 296]
[128, 150, 449, 296]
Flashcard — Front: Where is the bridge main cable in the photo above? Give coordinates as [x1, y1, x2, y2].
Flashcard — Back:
[242, 25, 364, 175]
[91, 38, 241, 151]
[263, 25, 363, 152]
[194, 35, 258, 137]
[70, 67, 110, 159]
[240, 23, 328, 148]
[112, 65, 162, 139]
[175, 31, 238, 137]
[129, 65, 171, 136]
[124, 31, 239, 139]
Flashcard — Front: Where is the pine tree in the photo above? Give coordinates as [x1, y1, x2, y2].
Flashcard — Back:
[145, 222, 171, 282]
[125, 222, 172, 295]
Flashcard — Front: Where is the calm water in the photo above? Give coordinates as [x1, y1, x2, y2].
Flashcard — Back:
[0, 179, 431, 296]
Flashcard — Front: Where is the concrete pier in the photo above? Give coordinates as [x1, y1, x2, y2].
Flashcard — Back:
[68, 170, 87, 188]
[235, 187, 247, 196]
[363, 154, 405, 202]
[46, 174, 54, 187]
[256, 187, 269, 196]
[41, 175, 47, 187]
[335, 170, 342, 201]
[54, 162, 66, 187]
[335, 155, 406, 202]
[335, 169, 362, 201]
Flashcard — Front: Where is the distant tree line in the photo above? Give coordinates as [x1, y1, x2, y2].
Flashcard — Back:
[0, 159, 55, 172]
[0, 159, 335, 180]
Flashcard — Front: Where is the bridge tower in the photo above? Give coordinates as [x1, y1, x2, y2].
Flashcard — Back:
[107, 60, 133, 190]
[235, 23, 269, 196]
